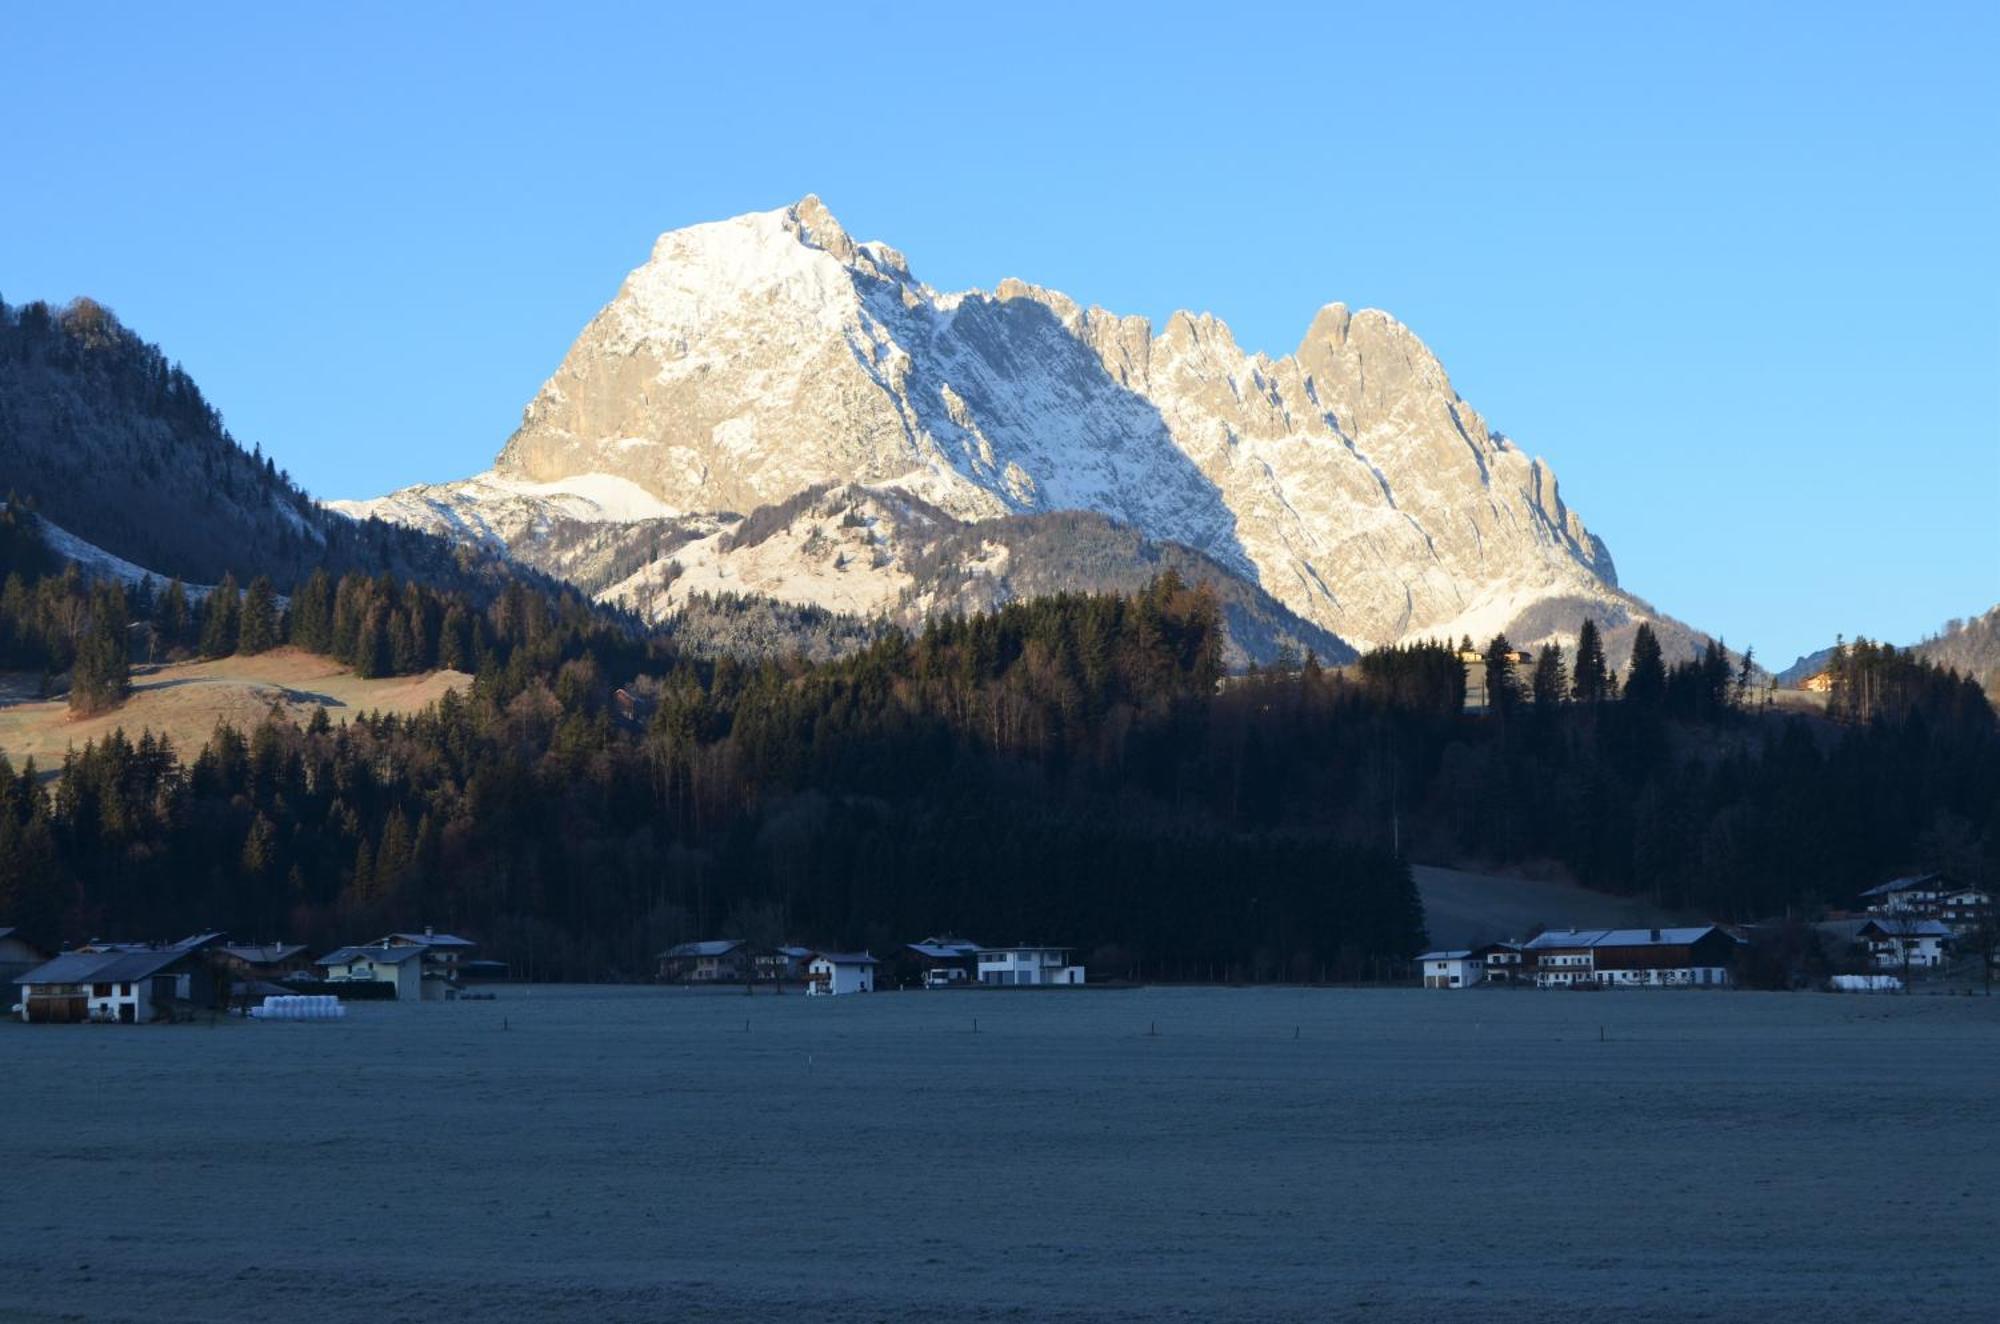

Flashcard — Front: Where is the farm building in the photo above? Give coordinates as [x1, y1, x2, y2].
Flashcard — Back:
[1417, 950, 1483, 988]
[656, 939, 748, 983]
[806, 952, 877, 996]
[12, 947, 213, 1023]
[1526, 927, 1740, 988]
[976, 946, 1085, 987]
[0, 928, 51, 987]
[317, 945, 428, 1000]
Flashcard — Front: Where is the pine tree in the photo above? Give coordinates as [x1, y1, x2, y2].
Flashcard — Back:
[1572, 619, 1608, 704]
[155, 578, 191, 654]
[198, 572, 240, 658]
[238, 576, 279, 654]
[1531, 642, 1567, 711]
[1625, 623, 1667, 707]
[68, 582, 130, 715]
[288, 569, 333, 653]
[1483, 634, 1522, 715]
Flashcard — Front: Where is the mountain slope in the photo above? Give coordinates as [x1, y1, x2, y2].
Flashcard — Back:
[0, 296, 515, 596]
[346, 196, 1643, 653]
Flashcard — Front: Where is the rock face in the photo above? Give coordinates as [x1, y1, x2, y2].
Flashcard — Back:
[360, 196, 1627, 650]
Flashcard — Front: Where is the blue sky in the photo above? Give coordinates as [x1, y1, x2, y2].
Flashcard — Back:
[4, 2, 1994, 663]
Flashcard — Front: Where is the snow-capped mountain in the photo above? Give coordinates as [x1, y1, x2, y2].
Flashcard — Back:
[342, 196, 1643, 652]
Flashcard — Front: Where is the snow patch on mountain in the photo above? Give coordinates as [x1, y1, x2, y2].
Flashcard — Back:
[328, 470, 677, 547]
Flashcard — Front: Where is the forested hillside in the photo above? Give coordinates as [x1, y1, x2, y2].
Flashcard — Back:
[1, 548, 1993, 980]
[0, 295, 512, 592]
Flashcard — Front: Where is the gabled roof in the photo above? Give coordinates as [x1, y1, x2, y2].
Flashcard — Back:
[318, 945, 426, 967]
[1524, 926, 1732, 951]
[976, 945, 1072, 956]
[765, 945, 813, 960]
[1416, 950, 1476, 961]
[1816, 917, 1954, 943]
[1859, 872, 1951, 898]
[907, 941, 982, 960]
[14, 948, 195, 986]
[657, 939, 745, 960]
[221, 943, 308, 965]
[809, 951, 878, 966]
[378, 931, 476, 949]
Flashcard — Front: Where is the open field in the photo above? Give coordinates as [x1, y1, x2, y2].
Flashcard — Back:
[0, 648, 468, 767]
[1413, 864, 1682, 948]
[3, 985, 1996, 1322]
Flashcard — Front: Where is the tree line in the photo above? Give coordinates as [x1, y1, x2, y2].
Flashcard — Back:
[1, 535, 1993, 981]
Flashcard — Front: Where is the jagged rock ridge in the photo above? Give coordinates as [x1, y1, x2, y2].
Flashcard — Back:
[346, 196, 1637, 652]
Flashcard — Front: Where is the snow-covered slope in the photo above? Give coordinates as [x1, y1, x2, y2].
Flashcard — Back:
[344, 196, 1650, 652]
[327, 470, 678, 547]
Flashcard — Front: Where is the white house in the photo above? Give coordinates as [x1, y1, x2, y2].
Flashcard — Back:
[1471, 941, 1525, 984]
[1417, 950, 1484, 988]
[806, 952, 876, 996]
[317, 945, 427, 1000]
[976, 946, 1085, 987]
[1858, 872, 1954, 915]
[12, 947, 207, 1023]
[1816, 917, 1953, 972]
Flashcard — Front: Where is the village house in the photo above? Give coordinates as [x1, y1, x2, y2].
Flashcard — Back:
[217, 943, 314, 982]
[12, 946, 214, 1023]
[1858, 872, 1990, 936]
[1416, 950, 1484, 988]
[806, 951, 876, 996]
[904, 937, 983, 988]
[317, 945, 429, 1000]
[1472, 941, 1525, 984]
[655, 939, 749, 983]
[976, 945, 1086, 987]
[1526, 926, 1740, 988]
[754, 945, 813, 983]
[0, 927, 51, 987]
[1816, 917, 1953, 972]
[376, 929, 477, 977]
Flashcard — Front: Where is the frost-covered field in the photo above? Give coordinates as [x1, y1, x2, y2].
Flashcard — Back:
[4, 986, 1997, 1322]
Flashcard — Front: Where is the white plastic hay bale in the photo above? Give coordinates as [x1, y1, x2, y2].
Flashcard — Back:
[252, 994, 347, 1021]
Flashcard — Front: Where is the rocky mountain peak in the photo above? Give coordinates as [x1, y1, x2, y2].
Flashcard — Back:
[385, 199, 1643, 650]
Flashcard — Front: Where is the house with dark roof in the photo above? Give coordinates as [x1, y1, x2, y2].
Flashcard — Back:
[754, 945, 813, 983]
[655, 939, 748, 983]
[901, 937, 983, 988]
[1471, 941, 1526, 984]
[1857, 872, 1990, 935]
[12, 946, 213, 1023]
[317, 945, 430, 1000]
[1816, 917, 1954, 972]
[218, 943, 313, 981]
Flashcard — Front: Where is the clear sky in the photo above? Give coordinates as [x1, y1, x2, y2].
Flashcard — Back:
[5, 2, 1994, 664]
